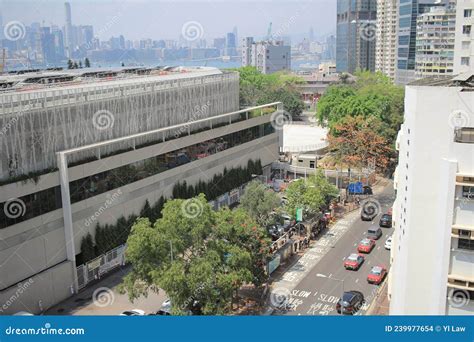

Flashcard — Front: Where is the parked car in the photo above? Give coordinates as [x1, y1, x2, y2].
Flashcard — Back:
[385, 236, 393, 250]
[120, 309, 146, 316]
[336, 291, 365, 315]
[367, 227, 383, 240]
[357, 238, 376, 253]
[344, 253, 365, 270]
[379, 214, 392, 228]
[267, 224, 285, 240]
[367, 265, 388, 285]
[13, 311, 34, 316]
[363, 186, 373, 195]
[149, 299, 172, 315]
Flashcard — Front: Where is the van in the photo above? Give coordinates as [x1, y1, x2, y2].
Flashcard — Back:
[367, 227, 382, 240]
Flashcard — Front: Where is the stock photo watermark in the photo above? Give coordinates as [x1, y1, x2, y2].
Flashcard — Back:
[84, 189, 122, 227]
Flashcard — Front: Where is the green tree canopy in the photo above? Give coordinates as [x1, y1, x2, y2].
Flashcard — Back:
[284, 171, 339, 219]
[120, 194, 271, 315]
[239, 180, 281, 226]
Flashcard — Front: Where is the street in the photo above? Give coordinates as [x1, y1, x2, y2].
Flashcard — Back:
[273, 182, 395, 316]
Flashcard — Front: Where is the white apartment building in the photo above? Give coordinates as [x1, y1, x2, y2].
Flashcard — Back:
[415, 5, 456, 78]
[389, 74, 474, 315]
[375, 0, 398, 80]
[454, 0, 474, 74]
[241, 37, 291, 74]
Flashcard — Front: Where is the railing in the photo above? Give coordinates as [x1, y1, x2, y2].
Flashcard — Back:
[76, 244, 126, 290]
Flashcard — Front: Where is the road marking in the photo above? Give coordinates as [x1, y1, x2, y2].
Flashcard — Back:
[377, 246, 381, 250]
[353, 243, 357, 246]
[342, 256, 346, 261]
[368, 260, 371, 265]
[329, 273, 332, 278]
[355, 278, 359, 283]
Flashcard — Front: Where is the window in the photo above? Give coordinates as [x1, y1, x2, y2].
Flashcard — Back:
[458, 238, 474, 250]
[463, 25, 471, 34]
[455, 127, 474, 143]
[462, 186, 474, 199]
[309, 161, 315, 169]
[462, 41, 471, 50]
[459, 230, 471, 238]
[464, 9, 472, 18]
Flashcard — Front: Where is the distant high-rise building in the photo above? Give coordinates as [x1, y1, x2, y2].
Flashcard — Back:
[309, 27, 315, 42]
[415, 5, 456, 78]
[226, 32, 237, 56]
[64, 2, 73, 58]
[454, 0, 474, 74]
[395, 0, 448, 84]
[232, 26, 238, 47]
[375, 0, 398, 80]
[241, 37, 291, 74]
[323, 35, 337, 61]
[336, 0, 377, 74]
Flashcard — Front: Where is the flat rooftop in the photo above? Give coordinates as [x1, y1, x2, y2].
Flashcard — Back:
[0, 66, 225, 94]
[409, 72, 474, 87]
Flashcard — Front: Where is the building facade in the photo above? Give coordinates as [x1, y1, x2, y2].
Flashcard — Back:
[396, 0, 449, 84]
[389, 74, 474, 314]
[454, 0, 474, 74]
[0, 67, 280, 314]
[375, 0, 398, 80]
[336, 0, 377, 74]
[415, 5, 456, 78]
[241, 38, 291, 74]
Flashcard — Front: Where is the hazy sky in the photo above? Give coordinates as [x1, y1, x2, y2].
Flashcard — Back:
[0, 0, 336, 41]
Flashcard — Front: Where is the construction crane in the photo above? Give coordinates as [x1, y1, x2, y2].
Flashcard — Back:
[266, 22, 272, 41]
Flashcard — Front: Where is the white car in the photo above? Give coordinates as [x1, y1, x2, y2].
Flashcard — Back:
[120, 309, 145, 316]
[385, 236, 392, 250]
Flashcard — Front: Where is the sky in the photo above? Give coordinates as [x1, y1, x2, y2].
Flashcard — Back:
[0, 0, 336, 42]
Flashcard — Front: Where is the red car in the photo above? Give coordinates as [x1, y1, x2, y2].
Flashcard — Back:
[367, 265, 387, 285]
[344, 253, 365, 270]
[357, 238, 375, 253]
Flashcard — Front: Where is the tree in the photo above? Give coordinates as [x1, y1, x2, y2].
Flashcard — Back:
[120, 195, 269, 314]
[80, 233, 96, 263]
[284, 171, 338, 218]
[73, 61, 79, 69]
[239, 180, 280, 226]
[327, 115, 394, 173]
[79, 60, 83, 68]
[84, 58, 91, 68]
[67, 59, 73, 69]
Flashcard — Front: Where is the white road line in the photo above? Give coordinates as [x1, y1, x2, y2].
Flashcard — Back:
[329, 273, 332, 278]
[377, 246, 381, 250]
[355, 278, 359, 283]
[342, 256, 346, 261]
[353, 243, 357, 246]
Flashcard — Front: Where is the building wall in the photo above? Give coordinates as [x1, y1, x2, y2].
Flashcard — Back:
[454, 0, 474, 74]
[376, 0, 398, 80]
[415, 6, 456, 78]
[389, 84, 474, 314]
[0, 113, 278, 314]
[0, 70, 239, 181]
[336, 0, 377, 74]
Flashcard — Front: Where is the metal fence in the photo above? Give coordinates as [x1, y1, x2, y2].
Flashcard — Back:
[76, 244, 126, 290]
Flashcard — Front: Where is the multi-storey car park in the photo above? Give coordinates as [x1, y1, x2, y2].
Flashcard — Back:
[0, 66, 281, 314]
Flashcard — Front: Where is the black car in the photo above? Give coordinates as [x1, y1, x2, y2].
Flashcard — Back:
[363, 186, 373, 195]
[379, 214, 392, 228]
[267, 224, 285, 241]
[336, 291, 365, 315]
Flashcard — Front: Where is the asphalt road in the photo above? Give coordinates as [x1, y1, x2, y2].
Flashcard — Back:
[280, 183, 395, 316]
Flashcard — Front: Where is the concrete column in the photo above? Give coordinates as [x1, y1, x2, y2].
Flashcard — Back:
[57, 152, 79, 294]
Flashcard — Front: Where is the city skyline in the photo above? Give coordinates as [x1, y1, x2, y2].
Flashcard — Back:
[0, 0, 336, 41]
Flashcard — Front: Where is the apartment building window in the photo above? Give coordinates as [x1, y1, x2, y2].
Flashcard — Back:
[462, 41, 471, 50]
[464, 9, 472, 18]
[461, 57, 470, 66]
[462, 186, 474, 199]
[459, 230, 472, 238]
[458, 238, 474, 251]
[463, 25, 472, 34]
[455, 127, 474, 143]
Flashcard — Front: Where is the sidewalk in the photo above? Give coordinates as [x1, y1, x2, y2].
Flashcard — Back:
[45, 266, 167, 316]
